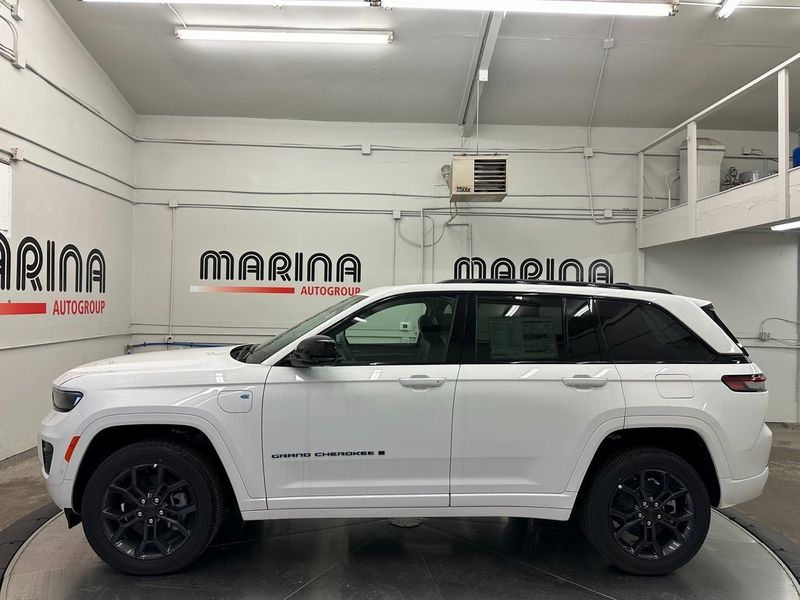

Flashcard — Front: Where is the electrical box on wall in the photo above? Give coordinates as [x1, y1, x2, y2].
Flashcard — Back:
[449, 155, 508, 203]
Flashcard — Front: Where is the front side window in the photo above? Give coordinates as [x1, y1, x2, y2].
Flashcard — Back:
[243, 295, 365, 364]
[325, 294, 458, 366]
[596, 299, 711, 363]
[475, 295, 564, 362]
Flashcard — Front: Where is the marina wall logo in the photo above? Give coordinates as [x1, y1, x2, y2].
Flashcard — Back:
[0, 233, 107, 316]
[453, 256, 614, 283]
[194, 250, 362, 297]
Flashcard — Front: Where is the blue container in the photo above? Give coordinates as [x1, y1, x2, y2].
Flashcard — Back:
[794, 146, 800, 168]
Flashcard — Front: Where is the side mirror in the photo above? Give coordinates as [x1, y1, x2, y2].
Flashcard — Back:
[290, 335, 338, 368]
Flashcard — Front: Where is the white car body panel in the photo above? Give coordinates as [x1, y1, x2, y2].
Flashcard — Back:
[40, 347, 270, 511]
[451, 363, 624, 506]
[263, 363, 459, 508]
[38, 282, 771, 524]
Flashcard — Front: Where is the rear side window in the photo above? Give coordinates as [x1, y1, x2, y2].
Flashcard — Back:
[596, 300, 711, 363]
[475, 295, 564, 362]
[472, 295, 605, 363]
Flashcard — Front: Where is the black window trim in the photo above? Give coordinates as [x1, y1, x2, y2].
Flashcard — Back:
[276, 291, 470, 367]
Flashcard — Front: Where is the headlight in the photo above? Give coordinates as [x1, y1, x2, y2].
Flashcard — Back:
[52, 388, 83, 412]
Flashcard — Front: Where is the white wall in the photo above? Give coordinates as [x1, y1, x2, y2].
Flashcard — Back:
[130, 117, 655, 346]
[0, 1, 136, 460]
[645, 232, 799, 423]
[129, 116, 800, 426]
[2, 2, 798, 464]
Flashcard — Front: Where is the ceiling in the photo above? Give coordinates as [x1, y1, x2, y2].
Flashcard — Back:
[51, 0, 800, 130]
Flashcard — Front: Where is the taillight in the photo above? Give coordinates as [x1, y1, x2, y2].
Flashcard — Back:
[722, 374, 767, 392]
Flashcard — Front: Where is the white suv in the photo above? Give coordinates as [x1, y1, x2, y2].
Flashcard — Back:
[38, 281, 772, 576]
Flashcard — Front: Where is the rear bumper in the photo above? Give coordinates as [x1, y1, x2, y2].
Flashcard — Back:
[718, 466, 769, 508]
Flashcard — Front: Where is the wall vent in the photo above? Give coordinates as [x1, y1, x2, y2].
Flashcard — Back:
[449, 155, 507, 203]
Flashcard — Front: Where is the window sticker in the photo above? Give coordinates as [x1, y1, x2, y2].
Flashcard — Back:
[488, 316, 558, 360]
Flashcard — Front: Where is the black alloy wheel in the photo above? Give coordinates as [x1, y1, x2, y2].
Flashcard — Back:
[100, 462, 199, 560]
[82, 440, 224, 575]
[581, 447, 711, 575]
[609, 469, 695, 560]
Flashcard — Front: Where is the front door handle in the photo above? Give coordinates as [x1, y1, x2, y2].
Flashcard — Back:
[399, 376, 446, 389]
[562, 375, 608, 388]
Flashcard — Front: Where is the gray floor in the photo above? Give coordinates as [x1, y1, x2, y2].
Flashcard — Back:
[1, 511, 798, 600]
[0, 449, 48, 531]
[738, 423, 800, 545]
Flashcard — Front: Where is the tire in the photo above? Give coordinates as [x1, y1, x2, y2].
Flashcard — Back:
[580, 447, 711, 576]
[81, 440, 224, 575]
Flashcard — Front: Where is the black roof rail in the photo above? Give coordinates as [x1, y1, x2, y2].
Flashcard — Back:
[436, 279, 673, 295]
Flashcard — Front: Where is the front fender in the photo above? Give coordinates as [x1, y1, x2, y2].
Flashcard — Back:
[67, 412, 267, 513]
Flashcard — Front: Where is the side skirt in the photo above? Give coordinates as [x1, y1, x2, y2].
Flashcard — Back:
[241, 505, 572, 522]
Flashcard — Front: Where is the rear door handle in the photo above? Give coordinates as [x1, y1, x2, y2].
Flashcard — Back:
[399, 376, 446, 389]
[562, 375, 608, 388]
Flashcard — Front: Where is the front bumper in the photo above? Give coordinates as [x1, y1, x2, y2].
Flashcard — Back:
[38, 409, 80, 510]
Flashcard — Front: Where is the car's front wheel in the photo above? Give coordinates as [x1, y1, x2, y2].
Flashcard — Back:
[81, 440, 224, 575]
[581, 447, 711, 575]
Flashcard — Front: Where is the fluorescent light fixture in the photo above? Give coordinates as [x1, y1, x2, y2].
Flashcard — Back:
[84, 0, 367, 5]
[573, 304, 590, 318]
[175, 27, 393, 44]
[379, 0, 677, 17]
[771, 220, 800, 232]
[716, 0, 741, 18]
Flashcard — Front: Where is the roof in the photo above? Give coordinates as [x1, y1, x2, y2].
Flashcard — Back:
[436, 279, 672, 294]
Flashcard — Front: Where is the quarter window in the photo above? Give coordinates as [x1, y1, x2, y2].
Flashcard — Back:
[596, 300, 711, 363]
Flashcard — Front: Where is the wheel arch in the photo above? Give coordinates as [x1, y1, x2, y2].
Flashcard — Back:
[575, 427, 722, 508]
[71, 423, 245, 516]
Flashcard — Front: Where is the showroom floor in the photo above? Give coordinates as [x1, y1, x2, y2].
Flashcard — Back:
[1, 512, 798, 600]
[0, 425, 798, 600]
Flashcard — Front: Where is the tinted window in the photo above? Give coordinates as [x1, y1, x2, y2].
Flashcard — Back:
[565, 298, 604, 362]
[475, 295, 564, 362]
[325, 295, 457, 365]
[597, 300, 711, 362]
[243, 295, 365, 363]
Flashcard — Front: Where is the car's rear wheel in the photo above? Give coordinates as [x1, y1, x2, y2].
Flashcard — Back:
[581, 447, 711, 575]
[81, 440, 224, 575]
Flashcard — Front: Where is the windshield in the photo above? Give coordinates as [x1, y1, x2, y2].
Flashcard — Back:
[239, 295, 366, 364]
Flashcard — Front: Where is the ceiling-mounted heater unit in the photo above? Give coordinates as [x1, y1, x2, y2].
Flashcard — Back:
[448, 155, 508, 203]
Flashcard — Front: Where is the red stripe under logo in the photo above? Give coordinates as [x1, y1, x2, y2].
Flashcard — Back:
[0, 302, 47, 316]
[190, 285, 295, 295]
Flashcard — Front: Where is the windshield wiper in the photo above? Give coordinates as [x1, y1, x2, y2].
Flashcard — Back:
[236, 343, 257, 363]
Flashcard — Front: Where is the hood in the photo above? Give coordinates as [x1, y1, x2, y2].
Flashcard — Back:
[54, 346, 240, 387]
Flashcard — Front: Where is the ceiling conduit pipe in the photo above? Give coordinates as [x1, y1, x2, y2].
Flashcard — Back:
[584, 17, 615, 225]
[0, 0, 22, 20]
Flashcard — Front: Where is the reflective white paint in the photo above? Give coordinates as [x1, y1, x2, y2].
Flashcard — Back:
[39, 283, 772, 521]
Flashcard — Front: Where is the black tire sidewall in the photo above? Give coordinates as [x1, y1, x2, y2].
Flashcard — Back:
[81, 442, 217, 576]
[584, 449, 711, 576]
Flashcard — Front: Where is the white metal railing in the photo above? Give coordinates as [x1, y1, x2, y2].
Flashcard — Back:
[635, 49, 800, 265]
